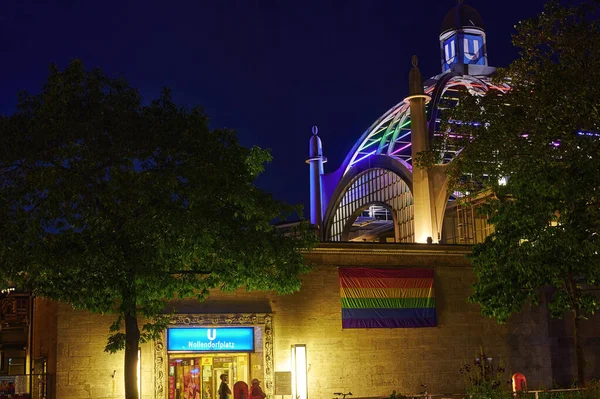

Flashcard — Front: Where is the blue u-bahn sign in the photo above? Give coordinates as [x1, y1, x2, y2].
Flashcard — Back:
[443, 33, 485, 71]
[167, 327, 255, 352]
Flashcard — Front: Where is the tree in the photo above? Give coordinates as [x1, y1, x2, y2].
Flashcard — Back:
[0, 61, 317, 399]
[438, 0, 600, 387]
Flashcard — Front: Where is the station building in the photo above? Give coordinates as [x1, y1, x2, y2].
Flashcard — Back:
[33, 244, 570, 399]
[23, 3, 600, 399]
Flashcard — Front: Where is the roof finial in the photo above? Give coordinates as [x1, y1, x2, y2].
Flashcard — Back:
[312, 125, 319, 136]
[411, 55, 419, 68]
[408, 55, 424, 97]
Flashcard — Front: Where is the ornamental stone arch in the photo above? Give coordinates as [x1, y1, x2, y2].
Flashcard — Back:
[323, 155, 414, 242]
[154, 313, 274, 399]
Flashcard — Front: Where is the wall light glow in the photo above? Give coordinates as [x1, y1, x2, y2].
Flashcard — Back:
[291, 344, 308, 399]
[138, 349, 141, 398]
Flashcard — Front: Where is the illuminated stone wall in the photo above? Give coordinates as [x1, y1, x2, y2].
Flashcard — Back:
[49, 303, 155, 399]
[279, 244, 553, 397]
[35, 243, 600, 399]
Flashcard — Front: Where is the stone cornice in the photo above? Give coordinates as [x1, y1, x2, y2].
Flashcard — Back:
[303, 242, 473, 257]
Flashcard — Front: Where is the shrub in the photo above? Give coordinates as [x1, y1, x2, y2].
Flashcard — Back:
[388, 390, 411, 399]
[459, 350, 511, 399]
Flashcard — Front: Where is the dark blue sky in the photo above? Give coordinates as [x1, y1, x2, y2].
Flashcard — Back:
[1, 0, 549, 216]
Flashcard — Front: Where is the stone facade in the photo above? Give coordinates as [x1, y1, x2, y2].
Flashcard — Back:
[33, 243, 600, 399]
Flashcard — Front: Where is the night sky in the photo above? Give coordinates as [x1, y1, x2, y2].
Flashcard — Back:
[1, 0, 550, 216]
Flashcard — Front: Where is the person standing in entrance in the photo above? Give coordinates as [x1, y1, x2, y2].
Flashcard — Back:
[219, 374, 232, 399]
[250, 379, 266, 399]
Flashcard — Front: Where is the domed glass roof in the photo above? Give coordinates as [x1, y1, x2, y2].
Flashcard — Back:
[340, 75, 510, 177]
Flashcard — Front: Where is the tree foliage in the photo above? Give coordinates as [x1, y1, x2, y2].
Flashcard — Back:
[0, 60, 316, 399]
[437, 0, 600, 386]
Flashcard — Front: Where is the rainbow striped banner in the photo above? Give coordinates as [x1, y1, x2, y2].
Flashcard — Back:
[339, 268, 436, 328]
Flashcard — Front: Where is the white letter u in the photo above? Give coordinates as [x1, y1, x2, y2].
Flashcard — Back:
[464, 38, 480, 61]
[207, 329, 217, 341]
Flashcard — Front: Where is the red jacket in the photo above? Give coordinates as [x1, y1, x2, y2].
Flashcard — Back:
[250, 385, 266, 399]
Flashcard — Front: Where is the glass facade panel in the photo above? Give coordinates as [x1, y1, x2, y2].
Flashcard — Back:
[327, 168, 414, 242]
[168, 353, 249, 399]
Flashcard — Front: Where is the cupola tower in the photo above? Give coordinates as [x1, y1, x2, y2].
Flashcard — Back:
[440, 1, 488, 74]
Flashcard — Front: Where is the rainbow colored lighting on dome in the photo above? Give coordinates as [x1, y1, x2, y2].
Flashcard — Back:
[310, 1, 516, 243]
[342, 76, 509, 176]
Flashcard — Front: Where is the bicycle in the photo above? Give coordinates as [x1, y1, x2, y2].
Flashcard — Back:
[333, 392, 353, 399]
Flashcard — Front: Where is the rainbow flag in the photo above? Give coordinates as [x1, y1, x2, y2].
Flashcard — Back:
[339, 268, 436, 328]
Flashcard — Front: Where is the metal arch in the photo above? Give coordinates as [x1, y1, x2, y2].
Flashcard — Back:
[340, 74, 510, 177]
[324, 73, 512, 242]
[325, 167, 414, 242]
[323, 155, 415, 242]
[340, 100, 407, 176]
[339, 85, 436, 176]
[323, 154, 413, 230]
[427, 75, 509, 136]
[385, 107, 411, 155]
[427, 75, 510, 162]
[426, 72, 462, 140]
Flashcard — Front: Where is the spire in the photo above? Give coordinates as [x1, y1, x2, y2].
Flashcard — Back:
[308, 125, 324, 159]
[306, 125, 327, 234]
[409, 55, 425, 97]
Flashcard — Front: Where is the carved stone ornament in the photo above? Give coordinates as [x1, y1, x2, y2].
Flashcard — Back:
[154, 313, 274, 399]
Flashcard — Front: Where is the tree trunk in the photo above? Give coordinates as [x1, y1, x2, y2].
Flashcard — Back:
[125, 310, 141, 399]
[573, 311, 585, 388]
[567, 273, 586, 388]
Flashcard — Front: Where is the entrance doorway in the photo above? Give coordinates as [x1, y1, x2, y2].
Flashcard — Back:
[213, 367, 230, 399]
[168, 353, 249, 399]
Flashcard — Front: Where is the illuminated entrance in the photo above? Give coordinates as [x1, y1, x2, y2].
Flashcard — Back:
[168, 353, 250, 399]
[154, 314, 274, 399]
[167, 327, 254, 399]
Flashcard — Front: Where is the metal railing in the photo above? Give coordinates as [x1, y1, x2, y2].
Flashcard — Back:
[516, 388, 591, 399]
[348, 388, 591, 399]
